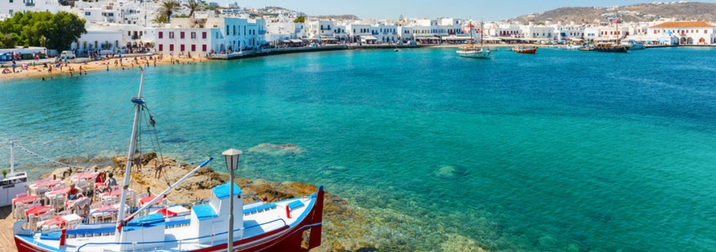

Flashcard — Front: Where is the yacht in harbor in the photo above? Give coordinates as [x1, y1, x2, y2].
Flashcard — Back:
[457, 21, 491, 59]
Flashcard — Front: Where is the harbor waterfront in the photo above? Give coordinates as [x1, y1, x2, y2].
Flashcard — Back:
[2, 47, 716, 250]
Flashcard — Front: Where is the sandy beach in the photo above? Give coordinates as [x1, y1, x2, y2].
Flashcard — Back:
[0, 54, 208, 81]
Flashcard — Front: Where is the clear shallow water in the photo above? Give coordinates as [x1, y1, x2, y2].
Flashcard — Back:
[2, 47, 716, 251]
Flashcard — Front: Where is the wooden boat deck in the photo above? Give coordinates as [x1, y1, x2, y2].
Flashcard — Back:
[0, 206, 18, 251]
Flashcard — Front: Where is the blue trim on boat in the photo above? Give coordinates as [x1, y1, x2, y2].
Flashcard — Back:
[67, 226, 116, 235]
[127, 213, 165, 226]
[287, 200, 304, 210]
[165, 218, 191, 226]
[40, 231, 62, 240]
[15, 235, 62, 251]
[244, 203, 276, 214]
[289, 193, 316, 228]
[212, 183, 242, 199]
[131, 97, 144, 104]
[193, 204, 217, 220]
[199, 157, 213, 167]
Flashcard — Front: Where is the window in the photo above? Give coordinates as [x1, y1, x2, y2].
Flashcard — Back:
[180, 32, 185, 39]
[159, 44, 163, 51]
[169, 32, 174, 39]
[159, 31, 163, 39]
[85, 12, 91, 16]
[202, 44, 207, 52]
[202, 32, 207, 39]
[108, 13, 114, 17]
[191, 44, 196, 51]
[191, 32, 196, 39]
[128, 31, 131, 36]
[233, 25, 236, 35]
[8, 9, 12, 15]
[169, 44, 174, 51]
[226, 25, 229, 35]
[181, 44, 185, 51]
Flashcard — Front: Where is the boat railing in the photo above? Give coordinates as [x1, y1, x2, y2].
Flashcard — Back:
[75, 218, 289, 251]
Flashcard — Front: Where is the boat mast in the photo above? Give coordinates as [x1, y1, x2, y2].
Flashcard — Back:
[480, 20, 483, 48]
[615, 10, 620, 45]
[10, 141, 14, 174]
[115, 67, 145, 241]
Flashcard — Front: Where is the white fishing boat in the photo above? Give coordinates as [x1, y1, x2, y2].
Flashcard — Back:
[456, 21, 491, 59]
[13, 67, 325, 252]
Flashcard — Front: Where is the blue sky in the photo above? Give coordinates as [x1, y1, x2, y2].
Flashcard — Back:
[220, 0, 716, 21]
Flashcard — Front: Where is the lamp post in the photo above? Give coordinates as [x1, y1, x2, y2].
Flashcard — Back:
[222, 148, 242, 252]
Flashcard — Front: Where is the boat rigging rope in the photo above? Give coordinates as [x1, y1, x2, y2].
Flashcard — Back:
[83, 70, 142, 162]
[13, 143, 84, 170]
[142, 106, 214, 158]
[95, 106, 136, 155]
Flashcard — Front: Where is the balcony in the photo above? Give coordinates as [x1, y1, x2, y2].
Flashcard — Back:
[25, 2, 35, 6]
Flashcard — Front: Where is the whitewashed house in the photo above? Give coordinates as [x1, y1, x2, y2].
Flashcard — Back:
[0, 0, 70, 20]
[146, 17, 266, 55]
[648, 21, 716, 45]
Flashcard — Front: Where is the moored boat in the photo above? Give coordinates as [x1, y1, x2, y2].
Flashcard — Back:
[596, 10, 629, 53]
[514, 46, 538, 54]
[456, 21, 491, 59]
[13, 67, 325, 252]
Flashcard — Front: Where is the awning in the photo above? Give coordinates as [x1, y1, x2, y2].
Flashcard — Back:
[442, 35, 471, 41]
[290, 39, 302, 43]
[361, 35, 378, 40]
[281, 40, 291, 43]
[482, 37, 501, 41]
[569, 38, 583, 41]
[320, 36, 336, 41]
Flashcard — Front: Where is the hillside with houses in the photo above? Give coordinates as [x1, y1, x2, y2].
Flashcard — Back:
[511, 2, 716, 24]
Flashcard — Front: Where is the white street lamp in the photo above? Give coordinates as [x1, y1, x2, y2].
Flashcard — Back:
[222, 148, 242, 251]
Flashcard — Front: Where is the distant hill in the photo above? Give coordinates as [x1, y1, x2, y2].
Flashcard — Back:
[510, 2, 716, 24]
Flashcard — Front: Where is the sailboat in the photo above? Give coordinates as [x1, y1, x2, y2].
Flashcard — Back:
[456, 21, 491, 59]
[13, 67, 326, 251]
[596, 11, 628, 53]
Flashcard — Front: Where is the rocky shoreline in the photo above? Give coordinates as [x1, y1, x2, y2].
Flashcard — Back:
[42, 153, 374, 251]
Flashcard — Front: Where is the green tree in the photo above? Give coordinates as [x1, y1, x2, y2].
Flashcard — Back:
[160, 0, 180, 23]
[0, 11, 85, 50]
[293, 15, 305, 23]
[186, 0, 204, 18]
[152, 14, 169, 24]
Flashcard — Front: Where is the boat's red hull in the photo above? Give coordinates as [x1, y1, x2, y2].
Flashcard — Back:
[515, 48, 537, 54]
[15, 189, 325, 252]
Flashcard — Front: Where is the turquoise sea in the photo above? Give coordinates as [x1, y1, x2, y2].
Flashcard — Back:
[2, 47, 716, 251]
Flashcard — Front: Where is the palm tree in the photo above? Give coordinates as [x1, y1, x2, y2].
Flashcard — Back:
[159, 0, 180, 22]
[152, 14, 168, 24]
[187, 0, 204, 18]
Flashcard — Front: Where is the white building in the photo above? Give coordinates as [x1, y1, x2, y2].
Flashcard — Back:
[0, 0, 70, 20]
[648, 21, 716, 45]
[147, 17, 266, 55]
[70, 23, 138, 56]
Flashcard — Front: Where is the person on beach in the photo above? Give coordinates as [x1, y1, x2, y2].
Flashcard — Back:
[107, 173, 117, 187]
[67, 183, 83, 200]
[132, 151, 143, 172]
[11, 60, 16, 73]
[154, 164, 164, 179]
